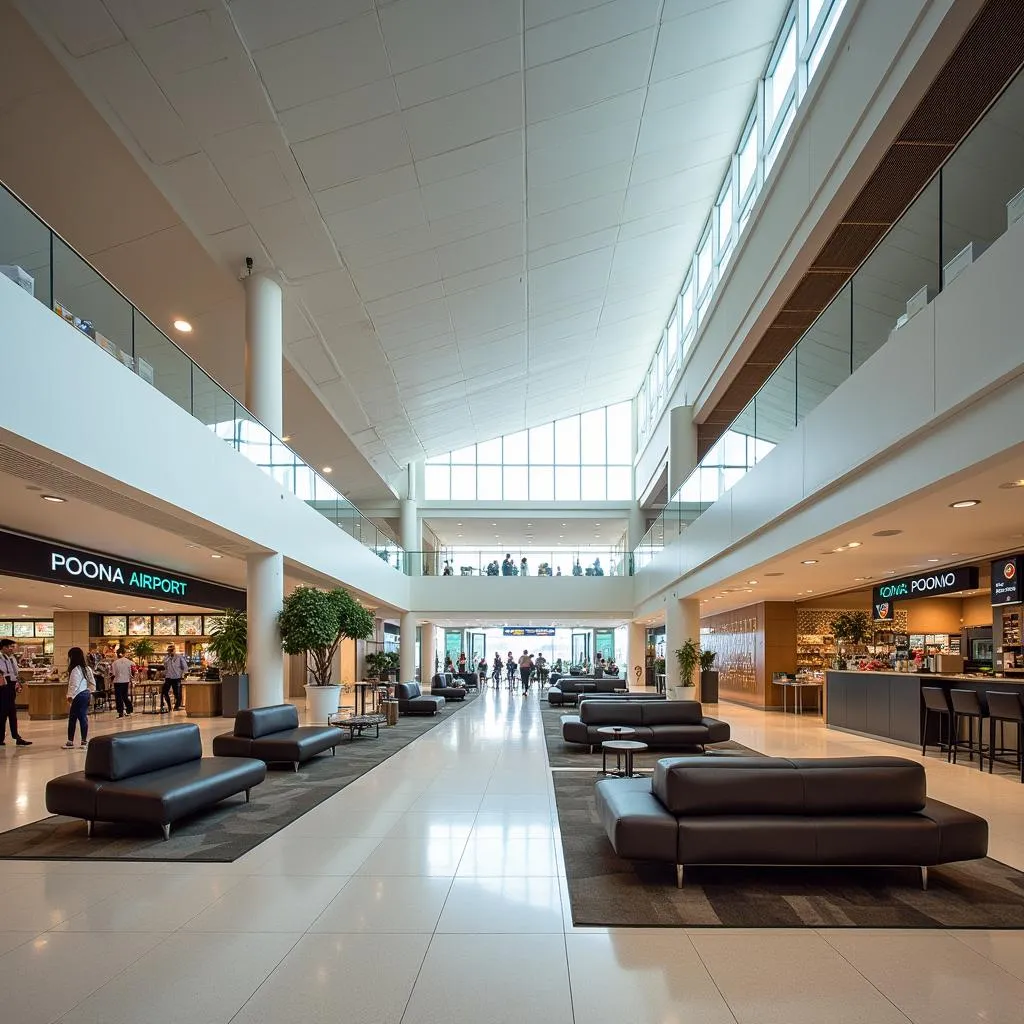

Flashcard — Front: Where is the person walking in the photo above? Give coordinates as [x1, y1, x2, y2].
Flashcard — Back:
[505, 651, 516, 690]
[518, 650, 535, 695]
[63, 646, 94, 749]
[161, 644, 187, 712]
[520, 557, 528, 576]
[492, 652, 503, 687]
[457, 651, 467, 674]
[501, 554, 514, 576]
[0, 638, 31, 746]
[110, 646, 135, 718]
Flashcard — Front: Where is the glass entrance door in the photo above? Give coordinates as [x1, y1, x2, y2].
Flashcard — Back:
[571, 630, 591, 669]
[470, 632, 486, 668]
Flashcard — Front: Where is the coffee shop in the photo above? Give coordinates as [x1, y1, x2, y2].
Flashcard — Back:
[0, 528, 245, 719]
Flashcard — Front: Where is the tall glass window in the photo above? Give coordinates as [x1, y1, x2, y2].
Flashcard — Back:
[766, 20, 797, 130]
[423, 401, 634, 501]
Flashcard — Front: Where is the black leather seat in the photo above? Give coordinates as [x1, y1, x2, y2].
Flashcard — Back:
[986, 690, 1024, 780]
[212, 704, 344, 771]
[45, 723, 266, 839]
[431, 673, 467, 700]
[547, 677, 626, 704]
[395, 681, 445, 715]
[561, 700, 730, 751]
[596, 755, 988, 888]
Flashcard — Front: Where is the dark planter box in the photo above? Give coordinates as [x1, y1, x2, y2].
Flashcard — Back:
[220, 673, 249, 717]
[700, 670, 719, 703]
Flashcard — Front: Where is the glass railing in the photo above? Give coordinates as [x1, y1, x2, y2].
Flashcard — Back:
[634, 64, 1024, 571]
[0, 179, 404, 571]
[408, 546, 628, 578]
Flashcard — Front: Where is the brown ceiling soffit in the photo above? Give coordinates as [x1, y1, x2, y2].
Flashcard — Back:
[696, 0, 1024, 461]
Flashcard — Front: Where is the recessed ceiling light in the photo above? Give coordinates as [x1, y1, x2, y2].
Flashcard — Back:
[950, 499, 980, 508]
[457, 522, 462, 527]
[873, 529, 902, 537]
[17, 604, 28, 609]
[747, 580, 758, 585]
[281, 435, 292, 442]
[853, 577, 866, 582]
[999, 480, 1024, 489]
[41, 494, 66, 503]
[457, 534, 462, 538]
[765, 572, 784, 577]
[927, 558, 940, 562]
[561, 523, 566, 527]
[806, 589, 814, 594]
[847, 541, 862, 548]
[802, 559, 818, 565]
[62, 594, 72, 598]
[211, 553, 222, 559]
[322, 466, 332, 474]
[172, 319, 192, 333]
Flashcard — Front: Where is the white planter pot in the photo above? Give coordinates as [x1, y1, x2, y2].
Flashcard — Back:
[680, 685, 698, 703]
[305, 684, 341, 724]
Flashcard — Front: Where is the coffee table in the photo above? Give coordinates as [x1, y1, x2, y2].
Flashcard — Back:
[328, 712, 386, 739]
[601, 739, 648, 777]
[597, 726, 636, 741]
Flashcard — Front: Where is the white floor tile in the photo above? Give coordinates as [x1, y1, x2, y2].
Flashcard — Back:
[0, 873, 128, 932]
[229, 933, 429, 1024]
[436, 876, 564, 933]
[952, 929, 1024, 983]
[457, 837, 559, 877]
[309, 875, 451, 933]
[55, 932, 300, 1024]
[245, 835, 382, 876]
[355, 835, 468, 876]
[182, 875, 348, 932]
[401, 933, 574, 1024]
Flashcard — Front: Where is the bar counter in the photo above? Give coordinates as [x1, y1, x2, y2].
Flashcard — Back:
[826, 670, 1024, 745]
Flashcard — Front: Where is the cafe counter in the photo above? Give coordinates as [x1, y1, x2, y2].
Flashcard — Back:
[826, 670, 1024, 745]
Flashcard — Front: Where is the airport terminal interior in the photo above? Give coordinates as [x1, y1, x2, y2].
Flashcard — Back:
[3, 0, 1024, 1021]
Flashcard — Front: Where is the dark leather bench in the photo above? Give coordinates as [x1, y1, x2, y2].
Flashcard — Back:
[561, 700, 730, 751]
[213, 704, 345, 771]
[45, 723, 265, 840]
[395, 681, 445, 715]
[547, 677, 627, 705]
[596, 755, 988, 888]
[454, 671, 479, 689]
[431, 673, 467, 700]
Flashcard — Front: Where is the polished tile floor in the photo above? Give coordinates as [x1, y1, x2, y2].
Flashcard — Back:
[2, 690, 1024, 1023]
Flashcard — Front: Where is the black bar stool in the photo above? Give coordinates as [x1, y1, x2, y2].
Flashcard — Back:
[986, 690, 1024, 781]
[950, 689, 988, 768]
[921, 686, 953, 760]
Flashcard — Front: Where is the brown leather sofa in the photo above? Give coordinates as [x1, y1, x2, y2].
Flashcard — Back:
[561, 700, 730, 751]
[596, 755, 988, 887]
[46, 723, 266, 839]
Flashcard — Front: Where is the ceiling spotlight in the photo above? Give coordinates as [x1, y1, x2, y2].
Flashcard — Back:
[999, 480, 1024, 489]
[41, 494, 66, 503]
[853, 577, 866, 582]
[764, 572, 784, 577]
[62, 594, 72, 598]
[457, 522, 463, 527]
[873, 529, 903, 537]
[802, 559, 818, 565]
[173, 319, 192, 333]
[211, 553, 223, 559]
[16, 604, 28, 609]
[281, 435, 292, 442]
[949, 499, 980, 508]
[322, 466, 332, 474]
[747, 580, 758, 585]
[847, 541, 862, 548]
[927, 558, 940, 562]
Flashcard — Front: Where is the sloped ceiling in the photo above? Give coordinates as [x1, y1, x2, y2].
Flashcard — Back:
[18, 0, 788, 474]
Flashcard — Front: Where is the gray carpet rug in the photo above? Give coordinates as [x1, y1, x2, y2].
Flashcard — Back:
[552, 771, 1024, 928]
[540, 698, 748, 768]
[0, 693, 478, 862]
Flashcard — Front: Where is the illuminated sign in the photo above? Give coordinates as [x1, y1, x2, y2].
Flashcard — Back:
[502, 627, 556, 637]
[992, 556, 1023, 606]
[872, 566, 978, 605]
[874, 601, 894, 621]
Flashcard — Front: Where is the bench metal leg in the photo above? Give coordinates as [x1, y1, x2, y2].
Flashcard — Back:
[676, 864, 685, 888]
[86, 820, 94, 838]
[920, 866, 928, 891]
[245, 788, 251, 803]
[293, 762, 300, 772]
[161, 824, 171, 841]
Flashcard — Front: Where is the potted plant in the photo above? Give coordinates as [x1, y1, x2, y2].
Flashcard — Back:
[364, 651, 387, 681]
[129, 638, 156, 675]
[206, 608, 248, 716]
[831, 610, 872, 669]
[384, 650, 401, 681]
[674, 639, 700, 699]
[279, 586, 375, 723]
[699, 648, 719, 703]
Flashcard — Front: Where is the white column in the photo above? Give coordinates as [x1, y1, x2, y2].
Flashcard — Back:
[664, 597, 701, 700]
[627, 621, 646, 689]
[247, 552, 284, 707]
[400, 499, 420, 575]
[627, 503, 646, 551]
[421, 621, 436, 683]
[668, 405, 697, 496]
[244, 271, 283, 437]
[400, 611, 416, 682]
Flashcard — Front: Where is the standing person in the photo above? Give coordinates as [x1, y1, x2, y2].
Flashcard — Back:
[110, 646, 135, 718]
[161, 644, 187, 713]
[492, 652, 503, 687]
[457, 651, 467, 674]
[443, 560, 453, 576]
[556, 566, 562, 576]
[501, 554, 514, 576]
[0, 638, 31, 746]
[536, 652, 548, 687]
[520, 557, 528, 576]
[63, 646, 94, 749]
[518, 650, 535, 695]
[505, 651, 516, 689]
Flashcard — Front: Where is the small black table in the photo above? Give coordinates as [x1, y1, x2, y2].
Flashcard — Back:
[329, 712, 385, 739]
[601, 739, 647, 777]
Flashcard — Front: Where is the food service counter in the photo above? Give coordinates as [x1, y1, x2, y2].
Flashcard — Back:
[826, 671, 1024, 746]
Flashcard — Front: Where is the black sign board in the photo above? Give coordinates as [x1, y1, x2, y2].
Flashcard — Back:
[873, 600, 895, 621]
[0, 529, 245, 610]
[872, 566, 978, 605]
[895, 633, 911, 656]
[992, 556, 1023, 606]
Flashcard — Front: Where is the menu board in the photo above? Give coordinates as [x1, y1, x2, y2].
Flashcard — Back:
[203, 615, 224, 636]
[178, 615, 203, 637]
[102, 615, 127, 637]
[153, 615, 178, 636]
[128, 615, 152, 636]
[34, 621, 54, 637]
[0, 622, 12, 637]
[12, 621, 34, 638]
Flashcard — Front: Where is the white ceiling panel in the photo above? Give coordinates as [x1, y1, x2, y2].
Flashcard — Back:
[21, 0, 794, 468]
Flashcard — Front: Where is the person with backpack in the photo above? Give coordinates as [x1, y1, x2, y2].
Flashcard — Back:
[518, 650, 535, 695]
[64, 646, 95, 749]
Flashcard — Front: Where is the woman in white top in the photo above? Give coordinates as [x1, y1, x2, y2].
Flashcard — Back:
[64, 646, 95, 749]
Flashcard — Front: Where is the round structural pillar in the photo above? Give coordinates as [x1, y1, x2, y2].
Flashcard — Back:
[244, 272, 283, 437]
[400, 499, 420, 575]
[400, 611, 417, 683]
[627, 621, 646, 688]
[246, 552, 284, 707]
[420, 621, 435, 683]
[665, 597, 701, 699]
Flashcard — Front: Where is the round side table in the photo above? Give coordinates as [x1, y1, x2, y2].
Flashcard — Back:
[601, 739, 648, 777]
